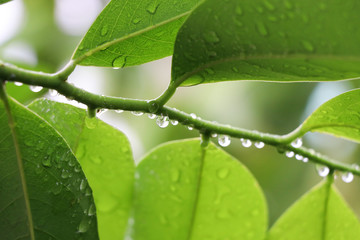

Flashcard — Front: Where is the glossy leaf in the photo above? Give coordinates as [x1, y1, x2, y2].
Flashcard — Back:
[172, 0, 360, 86]
[72, 0, 201, 68]
[0, 98, 98, 239]
[130, 139, 267, 240]
[297, 89, 360, 143]
[28, 99, 134, 240]
[267, 181, 360, 239]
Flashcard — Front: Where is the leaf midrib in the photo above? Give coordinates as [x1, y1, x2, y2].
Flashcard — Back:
[73, 10, 192, 64]
[0, 88, 35, 240]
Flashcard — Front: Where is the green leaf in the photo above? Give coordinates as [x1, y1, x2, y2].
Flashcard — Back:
[297, 89, 360, 143]
[130, 139, 267, 240]
[0, 97, 98, 239]
[0, 0, 12, 5]
[28, 99, 134, 240]
[267, 180, 360, 239]
[72, 0, 201, 68]
[172, 0, 360, 86]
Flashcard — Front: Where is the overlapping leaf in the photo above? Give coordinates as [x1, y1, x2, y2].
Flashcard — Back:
[295, 89, 360, 143]
[0, 0, 12, 5]
[172, 0, 360, 86]
[29, 99, 134, 240]
[130, 139, 267, 240]
[73, 0, 201, 68]
[267, 181, 360, 239]
[0, 98, 98, 239]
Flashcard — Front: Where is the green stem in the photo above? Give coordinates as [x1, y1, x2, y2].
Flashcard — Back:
[1, 60, 360, 177]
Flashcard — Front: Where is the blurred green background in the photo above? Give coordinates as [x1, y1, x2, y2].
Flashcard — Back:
[1, 0, 360, 226]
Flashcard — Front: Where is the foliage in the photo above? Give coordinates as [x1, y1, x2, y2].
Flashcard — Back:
[1, 0, 360, 239]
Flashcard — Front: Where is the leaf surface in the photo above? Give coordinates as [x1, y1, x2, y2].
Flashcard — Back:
[172, 0, 360, 86]
[28, 99, 134, 240]
[298, 89, 360, 143]
[0, 97, 98, 239]
[72, 0, 201, 68]
[267, 181, 360, 239]
[130, 139, 267, 240]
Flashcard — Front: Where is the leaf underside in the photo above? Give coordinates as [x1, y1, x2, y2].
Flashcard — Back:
[0, 98, 98, 239]
[73, 0, 201, 68]
[172, 0, 360, 86]
[299, 89, 360, 143]
[29, 99, 135, 240]
[131, 139, 267, 240]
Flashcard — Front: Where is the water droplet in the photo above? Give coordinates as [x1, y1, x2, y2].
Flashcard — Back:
[147, 101, 159, 113]
[115, 109, 124, 113]
[302, 41, 314, 52]
[170, 119, 178, 125]
[341, 172, 354, 183]
[42, 157, 51, 167]
[211, 133, 218, 138]
[235, 6, 243, 15]
[241, 139, 252, 148]
[295, 154, 303, 161]
[285, 151, 294, 158]
[49, 89, 58, 97]
[170, 169, 180, 182]
[30, 85, 43, 92]
[61, 169, 70, 179]
[88, 204, 96, 216]
[217, 168, 230, 179]
[291, 138, 303, 148]
[52, 182, 62, 195]
[302, 157, 309, 163]
[203, 31, 220, 43]
[148, 113, 156, 119]
[352, 164, 360, 170]
[101, 25, 108, 36]
[80, 179, 87, 192]
[156, 115, 169, 128]
[132, 18, 141, 24]
[14, 81, 23, 86]
[112, 55, 127, 68]
[254, 141, 265, 149]
[218, 135, 231, 147]
[85, 117, 98, 129]
[232, 67, 239, 73]
[187, 126, 194, 131]
[146, 2, 160, 14]
[256, 22, 268, 36]
[316, 165, 330, 177]
[78, 216, 90, 233]
[131, 111, 144, 116]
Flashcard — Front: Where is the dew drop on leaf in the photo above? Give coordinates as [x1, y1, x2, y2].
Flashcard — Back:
[218, 135, 231, 147]
[256, 22, 268, 36]
[146, 2, 160, 14]
[295, 154, 303, 161]
[132, 18, 141, 24]
[148, 113, 156, 119]
[147, 100, 159, 113]
[170, 169, 180, 182]
[316, 165, 330, 177]
[115, 109, 124, 113]
[341, 172, 354, 183]
[112, 55, 127, 68]
[187, 125, 194, 131]
[254, 141, 265, 149]
[30, 85, 43, 92]
[78, 216, 90, 233]
[302, 40, 315, 52]
[42, 156, 52, 167]
[85, 117, 98, 129]
[100, 25, 108, 36]
[80, 179, 87, 192]
[14, 81, 23, 86]
[302, 157, 309, 163]
[88, 204, 96, 216]
[203, 31, 220, 43]
[217, 168, 230, 179]
[52, 182, 62, 195]
[291, 138, 303, 148]
[49, 89, 58, 97]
